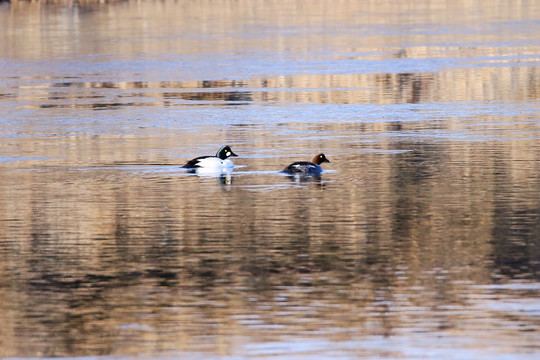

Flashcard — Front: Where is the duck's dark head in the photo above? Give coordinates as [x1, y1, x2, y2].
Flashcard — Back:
[312, 153, 330, 165]
[216, 145, 238, 160]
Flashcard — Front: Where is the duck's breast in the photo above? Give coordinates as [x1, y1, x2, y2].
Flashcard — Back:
[222, 158, 234, 170]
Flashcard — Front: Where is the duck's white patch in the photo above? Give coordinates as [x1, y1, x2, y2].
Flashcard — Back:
[195, 157, 234, 174]
[195, 157, 223, 169]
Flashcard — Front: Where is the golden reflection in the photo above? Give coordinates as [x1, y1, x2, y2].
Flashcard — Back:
[1, 0, 540, 358]
[0, 128, 538, 356]
[3, 0, 540, 107]
[7, 66, 540, 109]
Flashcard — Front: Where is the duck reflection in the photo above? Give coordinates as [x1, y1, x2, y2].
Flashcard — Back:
[282, 172, 327, 190]
[218, 171, 233, 190]
[186, 170, 234, 190]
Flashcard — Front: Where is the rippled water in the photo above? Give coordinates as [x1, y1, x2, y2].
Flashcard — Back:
[1, 0, 540, 359]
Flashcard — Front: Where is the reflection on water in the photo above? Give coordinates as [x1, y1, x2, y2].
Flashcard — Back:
[1, 0, 540, 359]
[7, 67, 540, 110]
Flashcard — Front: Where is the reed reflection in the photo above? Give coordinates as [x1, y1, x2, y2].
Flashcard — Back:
[11, 66, 540, 110]
[1, 136, 539, 357]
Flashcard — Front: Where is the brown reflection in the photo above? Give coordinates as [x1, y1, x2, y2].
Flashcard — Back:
[1, 129, 538, 357]
[11, 67, 540, 109]
[163, 91, 252, 103]
[490, 158, 540, 279]
[4, 0, 540, 108]
[25, 79, 254, 108]
[376, 73, 432, 104]
[1, 0, 540, 358]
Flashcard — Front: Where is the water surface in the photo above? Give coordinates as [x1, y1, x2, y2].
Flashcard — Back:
[1, 0, 539, 359]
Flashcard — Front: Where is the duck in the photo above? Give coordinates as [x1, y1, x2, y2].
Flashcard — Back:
[182, 145, 238, 172]
[282, 153, 330, 177]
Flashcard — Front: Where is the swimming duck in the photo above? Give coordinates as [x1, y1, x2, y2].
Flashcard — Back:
[183, 145, 238, 172]
[282, 153, 330, 177]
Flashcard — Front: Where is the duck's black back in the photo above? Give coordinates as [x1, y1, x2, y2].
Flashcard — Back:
[283, 161, 317, 174]
[183, 156, 212, 168]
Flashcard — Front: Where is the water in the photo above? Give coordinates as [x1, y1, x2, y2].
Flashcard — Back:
[1, 0, 540, 358]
